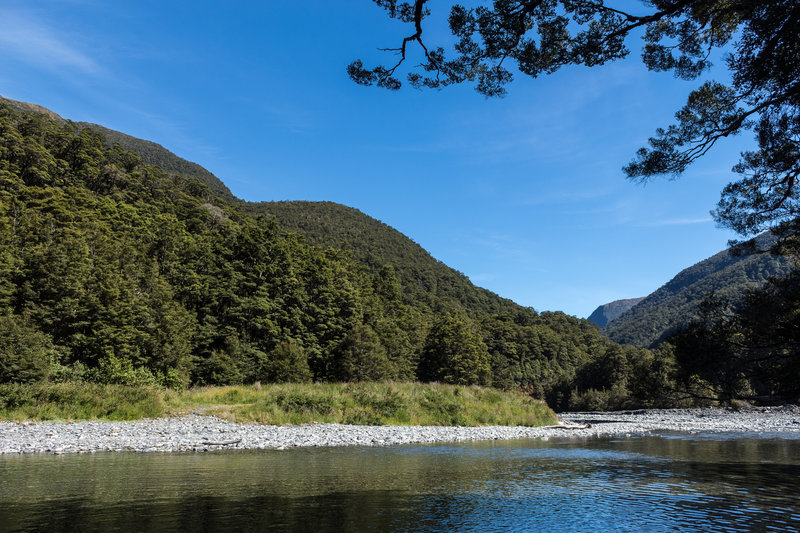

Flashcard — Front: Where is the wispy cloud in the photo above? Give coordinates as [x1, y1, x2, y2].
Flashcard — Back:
[644, 217, 712, 227]
[0, 8, 101, 75]
[514, 186, 617, 207]
[471, 231, 515, 250]
[252, 103, 317, 134]
[231, 94, 320, 135]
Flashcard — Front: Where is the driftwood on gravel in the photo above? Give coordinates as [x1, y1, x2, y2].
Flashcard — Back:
[543, 424, 592, 430]
[200, 439, 242, 446]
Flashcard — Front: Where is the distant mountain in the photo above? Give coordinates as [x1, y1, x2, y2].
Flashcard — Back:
[0, 95, 234, 201]
[602, 233, 793, 348]
[0, 96, 65, 123]
[587, 297, 645, 327]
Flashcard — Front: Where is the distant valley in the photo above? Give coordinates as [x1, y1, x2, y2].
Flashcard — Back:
[590, 233, 792, 348]
[586, 297, 645, 328]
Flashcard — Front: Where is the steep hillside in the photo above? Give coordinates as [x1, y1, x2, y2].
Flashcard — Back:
[0, 99, 670, 411]
[587, 297, 645, 327]
[0, 96, 234, 200]
[603, 234, 793, 348]
[0, 96, 65, 123]
[0, 96, 539, 319]
[247, 201, 519, 317]
[72, 122, 235, 201]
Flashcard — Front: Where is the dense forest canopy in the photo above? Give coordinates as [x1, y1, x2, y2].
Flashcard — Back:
[247, 201, 521, 317]
[0, 102, 682, 410]
[1, 94, 797, 407]
[0, 96, 235, 201]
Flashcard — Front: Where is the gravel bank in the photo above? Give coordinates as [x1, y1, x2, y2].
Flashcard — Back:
[2, 406, 799, 454]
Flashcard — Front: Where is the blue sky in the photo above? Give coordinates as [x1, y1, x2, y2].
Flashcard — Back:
[0, 1, 750, 317]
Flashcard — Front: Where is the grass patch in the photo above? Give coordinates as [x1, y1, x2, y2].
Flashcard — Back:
[0, 382, 558, 427]
[0, 382, 167, 421]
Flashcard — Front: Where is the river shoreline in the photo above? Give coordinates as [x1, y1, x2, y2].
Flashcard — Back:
[1, 406, 799, 454]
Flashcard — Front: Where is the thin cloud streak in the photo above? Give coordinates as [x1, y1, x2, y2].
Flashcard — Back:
[0, 9, 101, 75]
[644, 217, 712, 227]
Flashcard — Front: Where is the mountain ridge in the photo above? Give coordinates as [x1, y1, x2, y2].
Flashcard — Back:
[587, 297, 645, 328]
[0, 95, 530, 319]
[0, 95, 234, 200]
[602, 233, 792, 348]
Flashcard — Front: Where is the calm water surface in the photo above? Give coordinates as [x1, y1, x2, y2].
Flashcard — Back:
[1, 433, 799, 532]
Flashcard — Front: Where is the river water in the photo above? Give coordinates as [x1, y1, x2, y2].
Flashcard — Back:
[1, 433, 798, 532]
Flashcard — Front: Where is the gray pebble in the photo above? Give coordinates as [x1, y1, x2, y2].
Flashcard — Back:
[1, 407, 799, 455]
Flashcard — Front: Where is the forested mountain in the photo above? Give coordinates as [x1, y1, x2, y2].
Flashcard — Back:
[0, 96, 234, 201]
[602, 234, 793, 348]
[0, 100, 675, 411]
[248, 201, 522, 317]
[1, 96, 515, 320]
[71, 122, 235, 201]
[587, 297, 645, 328]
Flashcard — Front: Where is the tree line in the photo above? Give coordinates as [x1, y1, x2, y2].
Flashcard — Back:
[1, 102, 796, 408]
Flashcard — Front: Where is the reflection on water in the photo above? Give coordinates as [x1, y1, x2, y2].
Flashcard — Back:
[0, 434, 799, 532]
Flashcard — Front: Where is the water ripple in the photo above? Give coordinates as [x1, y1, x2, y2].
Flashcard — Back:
[0, 436, 798, 532]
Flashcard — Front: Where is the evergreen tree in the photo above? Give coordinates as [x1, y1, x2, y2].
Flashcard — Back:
[419, 314, 491, 385]
[330, 323, 394, 382]
[259, 341, 312, 384]
[0, 314, 55, 384]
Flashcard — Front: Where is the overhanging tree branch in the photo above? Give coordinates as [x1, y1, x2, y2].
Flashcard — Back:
[352, 1, 800, 246]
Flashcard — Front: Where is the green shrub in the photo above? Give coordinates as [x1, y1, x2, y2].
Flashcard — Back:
[349, 385, 403, 417]
[420, 388, 468, 426]
[0, 315, 56, 384]
[259, 342, 312, 383]
[275, 391, 335, 414]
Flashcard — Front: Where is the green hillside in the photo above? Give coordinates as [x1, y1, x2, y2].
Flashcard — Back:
[0, 96, 234, 201]
[602, 234, 793, 348]
[248, 200, 520, 317]
[72, 122, 235, 201]
[0, 100, 675, 411]
[0, 97, 524, 321]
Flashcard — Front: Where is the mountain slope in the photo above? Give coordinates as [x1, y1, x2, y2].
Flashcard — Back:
[0, 98, 668, 412]
[602, 233, 792, 348]
[0, 96, 526, 318]
[587, 297, 645, 327]
[72, 121, 235, 201]
[0, 95, 234, 200]
[247, 200, 520, 317]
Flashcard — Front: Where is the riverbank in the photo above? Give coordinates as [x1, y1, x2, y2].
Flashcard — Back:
[1, 406, 799, 454]
[0, 382, 556, 427]
[560, 406, 800, 436]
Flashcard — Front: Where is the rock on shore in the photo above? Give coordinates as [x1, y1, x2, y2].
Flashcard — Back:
[1, 406, 799, 455]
